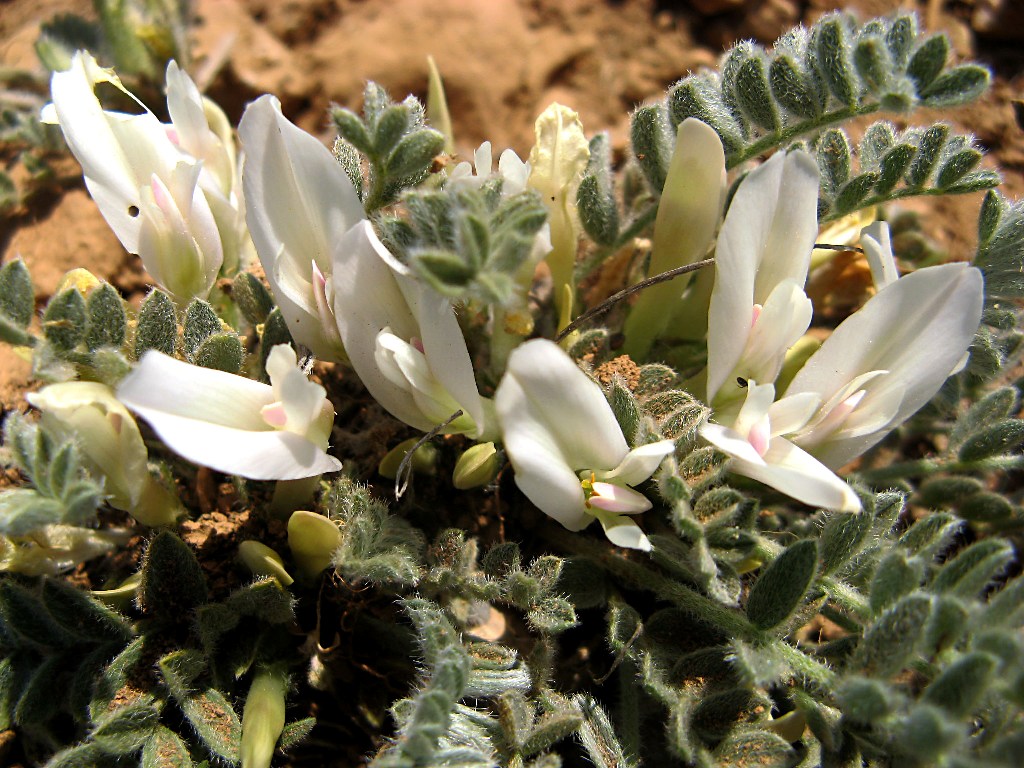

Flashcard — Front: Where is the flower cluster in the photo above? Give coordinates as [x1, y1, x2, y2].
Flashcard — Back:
[34, 50, 985, 554]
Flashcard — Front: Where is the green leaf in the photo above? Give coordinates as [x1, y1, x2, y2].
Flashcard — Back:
[856, 593, 932, 676]
[874, 143, 915, 195]
[527, 597, 578, 634]
[853, 34, 890, 93]
[134, 289, 177, 358]
[837, 676, 895, 723]
[921, 64, 990, 107]
[899, 512, 962, 559]
[815, 17, 858, 107]
[158, 650, 207, 702]
[85, 283, 128, 351]
[331, 107, 372, 155]
[42, 287, 87, 352]
[936, 147, 982, 189]
[922, 651, 996, 716]
[906, 124, 948, 188]
[745, 539, 818, 630]
[374, 105, 412, 156]
[769, 54, 820, 119]
[817, 129, 852, 198]
[0, 580, 71, 649]
[183, 299, 222, 361]
[859, 121, 897, 169]
[734, 54, 780, 132]
[832, 171, 880, 216]
[258, 307, 293, 382]
[142, 726, 194, 768]
[181, 689, 242, 763]
[576, 133, 619, 247]
[922, 595, 968, 656]
[0, 258, 35, 328]
[820, 511, 873, 576]
[977, 189, 1004, 249]
[713, 729, 794, 768]
[193, 332, 244, 373]
[907, 34, 949, 93]
[957, 419, 1024, 461]
[958, 492, 1015, 523]
[668, 75, 745, 155]
[386, 129, 445, 180]
[139, 531, 208, 621]
[931, 539, 1014, 598]
[231, 272, 274, 326]
[41, 578, 131, 644]
[92, 701, 160, 754]
[630, 105, 672, 193]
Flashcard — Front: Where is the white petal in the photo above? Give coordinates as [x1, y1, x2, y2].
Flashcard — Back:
[861, 221, 898, 290]
[239, 96, 363, 358]
[731, 436, 861, 512]
[117, 351, 274, 431]
[706, 150, 819, 402]
[767, 392, 820, 436]
[119, 407, 341, 480]
[741, 279, 813, 386]
[788, 263, 983, 467]
[595, 512, 653, 551]
[499, 339, 628, 471]
[498, 372, 591, 531]
[331, 222, 439, 431]
[598, 441, 675, 487]
[699, 421, 767, 465]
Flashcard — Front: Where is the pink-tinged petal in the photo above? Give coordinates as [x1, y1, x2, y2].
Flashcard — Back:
[588, 482, 653, 514]
[260, 402, 288, 428]
[861, 222, 898, 290]
[117, 351, 274, 432]
[741, 279, 813, 386]
[500, 339, 628, 471]
[707, 151, 819, 402]
[598, 441, 675, 487]
[788, 263, 983, 468]
[239, 96, 362, 358]
[731, 436, 861, 512]
[699, 422, 767, 465]
[595, 512, 653, 551]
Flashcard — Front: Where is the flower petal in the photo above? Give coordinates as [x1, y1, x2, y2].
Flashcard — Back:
[725, 435, 861, 512]
[117, 351, 274, 431]
[598, 441, 675, 487]
[239, 95, 363, 358]
[497, 369, 590, 531]
[788, 263, 984, 468]
[594, 512, 653, 552]
[498, 339, 628, 471]
[861, 221, 898, 290]
[706, 150, 819, 402]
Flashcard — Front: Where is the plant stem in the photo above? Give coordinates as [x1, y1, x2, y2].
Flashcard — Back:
[725, 103, 882, 169]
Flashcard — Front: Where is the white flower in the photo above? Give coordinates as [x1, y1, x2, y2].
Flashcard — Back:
[623, 118, 727, 358]
[447, 141, 531, 196]
[784, 260, 984, 469]
[239, 95, 365, 361]
[699, 380, 862, 512]
[26, 382, 183, 526]
[495, 339, 674, 550]
[330, 221, 493, 438]
[705, 149, 820, 406]
[42, 51, 246, 304]
[701, 258, 983, 512]
[116, 345, 342, 480]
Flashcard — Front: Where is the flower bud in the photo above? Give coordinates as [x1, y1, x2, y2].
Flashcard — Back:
[378, 437, 438, 479]
[241, 669, 287, 768]
[452, 442, 499, 490]
[287, 510, 342, 582]
[238, 541, 293, 587]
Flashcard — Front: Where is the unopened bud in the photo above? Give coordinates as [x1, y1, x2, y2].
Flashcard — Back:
[241, 669, 287, 768]
[287, 510, 342, 582]
[238, 540, 294, 586]
[378, 437, 438, 479]
[453, 442, 499, 490]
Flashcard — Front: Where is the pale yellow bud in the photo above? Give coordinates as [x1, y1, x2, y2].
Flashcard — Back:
[452, 442, 499, 490]
[238, 541, 294, 586]
[241, 669, 287, 768]
[287, 510, 342, 582]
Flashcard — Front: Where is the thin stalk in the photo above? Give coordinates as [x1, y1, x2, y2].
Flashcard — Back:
[725, 103, 882, 169]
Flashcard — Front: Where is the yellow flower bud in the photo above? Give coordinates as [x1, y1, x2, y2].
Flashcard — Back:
[287, 510, 342, 582]
[241, 669, 287, 768]
[452, 442, 499, 490]
[238, 541, 294, 586]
